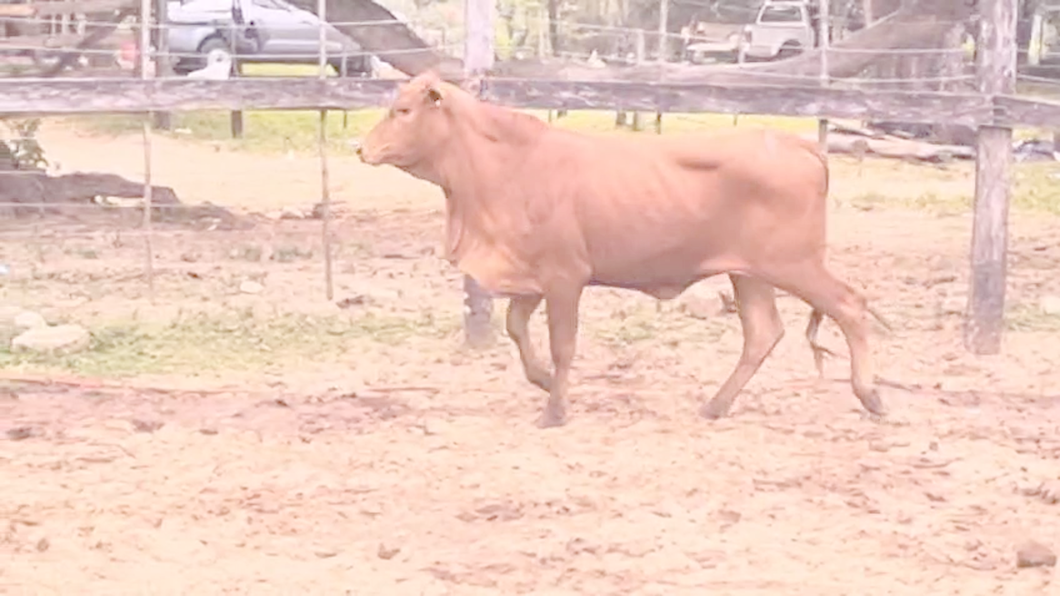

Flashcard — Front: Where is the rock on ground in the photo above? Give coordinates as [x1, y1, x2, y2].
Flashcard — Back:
[1, 306, 48, 347]
[13, 310, 46, 330]
[1016, 540, 1057, 568]
[11, 324, 91, 355]
[239, 280, 265, 294]
[1041, 295, 1060, 316]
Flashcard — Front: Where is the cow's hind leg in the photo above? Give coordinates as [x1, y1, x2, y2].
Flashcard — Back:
[506, 294, 551, 392]
[537, 287, 584, 428]
[772, 263, 883, 416]
[701, 274, 785, 420]
[805, 308, 838, 379]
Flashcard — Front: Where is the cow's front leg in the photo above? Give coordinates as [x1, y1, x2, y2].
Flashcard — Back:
[539, 287, 583, 428]
[505, 294, 551, 392]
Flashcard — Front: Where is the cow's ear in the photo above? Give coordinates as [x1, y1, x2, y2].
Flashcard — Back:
[425, 85, 443, 106]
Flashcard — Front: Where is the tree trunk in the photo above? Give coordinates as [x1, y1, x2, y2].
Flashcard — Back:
[547, 0, 561, 57]
[285, 0, 462, 76]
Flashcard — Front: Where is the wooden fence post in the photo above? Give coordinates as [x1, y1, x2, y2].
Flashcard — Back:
[229, 22, 243, 139]
[654, 0, 668, 130]
[631, 29, 645, 131]
[656, 0, 668, 62]
[462, 0, 495, 348]
[965, 0, 1016, 354]
[152, 0, 172, 130]
[139, 0, 155, 299]
[317, 0, 333, 301]
[817, 0, 829, 150]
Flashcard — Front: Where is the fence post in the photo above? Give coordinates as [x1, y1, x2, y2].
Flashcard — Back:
[152, 0, 172, 130]
[139, 0, 155, 299]
[654, 0, 668, 130]
[462, 0, 495, 348]
[229, 22, 243, 139]
[631, 29, 645, 131]
[964, 0, 1016, 354]
[817, 0, 829, 150]
[656, 0, 668, 62]
[317, 0, 333, 300]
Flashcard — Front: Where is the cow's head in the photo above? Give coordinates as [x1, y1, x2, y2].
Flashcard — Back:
[357, 71, 454, 169]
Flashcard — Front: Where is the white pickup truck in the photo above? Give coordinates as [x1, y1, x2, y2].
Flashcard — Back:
[741, 0, 820, 61]
[683, 0, 820, 65]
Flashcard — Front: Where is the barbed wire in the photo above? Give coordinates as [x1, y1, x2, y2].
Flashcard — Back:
[0, 9, 1046, 90]
[1017, 73, 1060, 86]
[0, 228, 236, 241]
[0, 200, 229, 209]
[0, 41, 462, 61]
[0, 15, 417, 29]
[0, 13, 980, 44]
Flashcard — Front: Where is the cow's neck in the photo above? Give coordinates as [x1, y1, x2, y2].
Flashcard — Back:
[438, 98, 544, 195]
[431, 98, 546, 262]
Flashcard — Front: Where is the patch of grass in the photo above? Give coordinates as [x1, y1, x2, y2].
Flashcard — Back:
[1006, 304, 1060, 332]
[848, 191, 970, 215]
[591, 304, 731, 349]
[65, 102, 818, 157]
[271, 245, 314, 263]
[847, 160, 1060, 216]
[68, 109, 383, 155]
[0, 309, 459, 377]
[1014, 162, 1060, 215]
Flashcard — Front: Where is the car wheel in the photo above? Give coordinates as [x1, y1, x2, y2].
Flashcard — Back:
[196, 36, 234, 71]
[330, 55, 372, 77]
[777, 41, 802, 60]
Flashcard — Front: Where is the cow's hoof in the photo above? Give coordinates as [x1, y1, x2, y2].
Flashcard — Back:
[857, 387, 886, 417]
[535, 406, 567, 429]
[699, 400, 731, 420]
[528, 375, 552, 393]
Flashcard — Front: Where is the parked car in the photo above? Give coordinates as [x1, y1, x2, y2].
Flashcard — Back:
[740, 0, 819, 62]
[165, 0, 374, 76]
[681, 0, 820, 65]
[683, 25, 744, 65]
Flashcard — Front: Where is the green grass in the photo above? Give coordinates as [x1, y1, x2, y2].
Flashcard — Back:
[70, 107, 818, 156]
[1013, 161, 1060, 214]
[53, 63, 1060, 216]
[0, 309, 459, 377]
[1006, 304, 1060, 332]
[589, 303, 733, 349]
[844, 159, 1060, 216]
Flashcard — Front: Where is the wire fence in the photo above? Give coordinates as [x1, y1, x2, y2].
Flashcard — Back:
[0, 11, 1005, 81]
[0, 1, 1052, 312]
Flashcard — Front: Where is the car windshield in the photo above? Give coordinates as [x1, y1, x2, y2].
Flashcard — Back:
[252, 0, 290, 10]
[760, 6, 802, 23]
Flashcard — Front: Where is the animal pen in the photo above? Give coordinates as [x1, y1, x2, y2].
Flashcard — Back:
[5, 0, 1060, 592]
[2, 0, 1058, 355]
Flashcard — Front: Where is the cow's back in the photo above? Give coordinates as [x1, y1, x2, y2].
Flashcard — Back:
[518, 127, 830, 288]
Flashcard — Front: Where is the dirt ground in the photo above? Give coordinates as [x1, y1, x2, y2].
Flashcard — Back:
[2, 124, 1060, 595]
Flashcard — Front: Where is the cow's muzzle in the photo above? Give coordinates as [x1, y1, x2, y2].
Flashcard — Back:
[352, 140, 385, 166]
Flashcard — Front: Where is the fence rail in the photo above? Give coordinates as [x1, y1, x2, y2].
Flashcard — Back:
[1, 76, 1059, 129]
[0, 0, 1046, 357]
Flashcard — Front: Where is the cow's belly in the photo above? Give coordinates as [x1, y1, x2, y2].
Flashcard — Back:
[573, 161, 775, 289]
[587, 252, 736, 300]
[453, 245, 544, 296]
[581, 204, 747, 291]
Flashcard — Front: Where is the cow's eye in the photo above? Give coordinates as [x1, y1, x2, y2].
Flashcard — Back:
[395, 108, 411, 116]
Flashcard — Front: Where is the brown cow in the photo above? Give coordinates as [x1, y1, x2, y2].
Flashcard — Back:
[357, 71, 888, 428]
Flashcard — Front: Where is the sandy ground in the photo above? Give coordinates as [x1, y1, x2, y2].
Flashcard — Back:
[1, 124, 1059, 594]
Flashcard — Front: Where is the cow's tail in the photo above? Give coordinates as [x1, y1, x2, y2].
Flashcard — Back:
[803, 137, 830, 199]
[867, 304, 893, 333]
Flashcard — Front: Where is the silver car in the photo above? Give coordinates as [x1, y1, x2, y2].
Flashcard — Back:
[166, 0, 374, 75]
